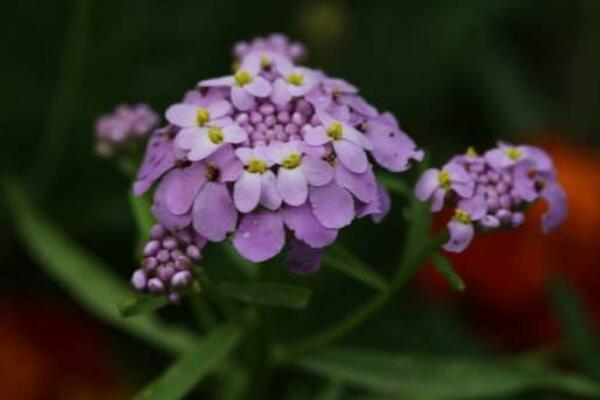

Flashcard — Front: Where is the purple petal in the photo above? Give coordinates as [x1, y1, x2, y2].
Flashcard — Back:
[192, 182, 237, 242]
[278, 167, 308, 206]
[372, 185, 391, 223]
[302, 155, 334, 186]
[443, 220, 474, 253]
[223, 123, 248, 144]
[245, 76, 272, 97]
[285, 239, 322, 276]
[415, 168, 440, 201]
[231, 86, 255, 111]
[333, 140, 368, 174]
[283, 204, 338, 248]
[304, 126, 331, 146]
[234, 171, 261, 213]
[175, 127, 202, 151]
[207, 145, 244, 182]
[335, 164, 377, 203]
[207, 100, 232, 119]
[541, 180, 567, 233]
[199, 76, 234, 88]
[431, 188, 446, 212]
[151, 180, 192, 231]
[233, 211, 285, 262]
[165, 104, 197, 127]
[366, 119, 424, 172]
[458, 196, 487, 221]
[309, 182, 355, 229]
[271, 79, 292, 105]
[188, 133, 221, 161]
[260, 171, 282, 210]
[162, 163, 207, 215]
[338, 94, 378, 117]
[134, 129, 176, 195]
[512, 164, 538, 202]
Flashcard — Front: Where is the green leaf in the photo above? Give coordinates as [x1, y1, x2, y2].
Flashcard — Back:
[4, 179, 198, 354]
[133, 319, 246, 400]
[432, 253, 465, 291]
[129, 191, 155, 245]
[550, 277, 600, 379]
[215, 281, 311, 309]
[120, 284, 202, 317]
[297, 347, 600, 399]
[314, 382, 344, 400]
[323, 244, 389, 292]
[376, 174, 412, 197]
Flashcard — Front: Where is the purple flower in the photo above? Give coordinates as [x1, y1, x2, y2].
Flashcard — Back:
[267, 141, 334, 206]
[95, 103, 159, 156]
[233, 146, 282, 212]
[416, 143, 567, 254]
[305, 113, 373, 173]
[129, 34, 423, 280]
[415, 163, 473, 211]
[200, 55, 272, 111]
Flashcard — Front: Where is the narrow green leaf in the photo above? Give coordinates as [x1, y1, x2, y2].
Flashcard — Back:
[4, 179, 198, 354]
[297, 347, 600, 399]
[550, 277, 600, 379]
[120, 293, 170, 317]
[216, 282, 311, 309]
[323, 244, 389, 292]
[133, 319, 246, 400]
[129, 191, 155, 245]
[432, 253, 465, 291]
[376, 174, 412, 197]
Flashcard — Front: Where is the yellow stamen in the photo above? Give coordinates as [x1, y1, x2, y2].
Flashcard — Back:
[438, 171, 451, 190]
[327, 121, 343, 141]
[234, 70, 253, 86]
[454, 209, 471, 224]
[196, 107, 210, 126]
[466, 146, 478, 158]
[207, 127, 224, 144]
[287, 72, 304, 86]
[282, 152, 302, 169]
[505, 147, 522, 161]
[246, 158, 267, 174]
[260, 55, 271, 68]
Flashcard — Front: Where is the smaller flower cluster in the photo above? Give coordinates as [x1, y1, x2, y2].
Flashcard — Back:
[415, 143, 567, 253]
[130, 224, 205, 303]
[94, 104, 159, 156]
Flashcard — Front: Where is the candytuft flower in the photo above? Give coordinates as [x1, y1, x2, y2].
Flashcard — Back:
[94, 104, 159, 156]
[415, 142, 567, 253]
[129, 34, 423, 295]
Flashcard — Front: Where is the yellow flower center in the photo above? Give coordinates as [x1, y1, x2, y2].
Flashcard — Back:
[196, 107, 210, 126]
[207, 127, 224, 144]
[327, 121, 344, 141]
[246, 158, 267, 174]
[282, 152, 302, 169]
[260, 55, 271, 68]
[438, 171, 451, 190]
[505, 147, 522, 161]
[234, 70, 253, 87]
[287, 72, 304, 86]
[454, 209, 471, 224]
[466, 146, 478, 158]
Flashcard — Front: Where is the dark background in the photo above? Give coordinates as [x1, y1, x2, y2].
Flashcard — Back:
[2, 1, 600, 399]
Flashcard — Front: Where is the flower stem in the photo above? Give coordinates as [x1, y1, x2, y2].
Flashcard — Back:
[272, 232, 448, 364]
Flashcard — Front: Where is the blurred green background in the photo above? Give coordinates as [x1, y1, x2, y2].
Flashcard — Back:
[2, 0, 600, 399]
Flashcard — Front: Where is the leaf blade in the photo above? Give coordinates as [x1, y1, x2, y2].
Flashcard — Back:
[133, 319, 246, 400]
[323, 244, 389, 292]
[432, 253, 465, 291]
[215, 281, 311, 309]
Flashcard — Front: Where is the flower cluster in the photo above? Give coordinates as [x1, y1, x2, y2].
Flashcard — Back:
[131, 224, 205, 303]
[415, 143, 567, 253]
[132, 33, 423, 281]
[94, 104, 159, 156]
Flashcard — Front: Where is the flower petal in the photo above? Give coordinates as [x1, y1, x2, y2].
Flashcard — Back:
[207, 100, 232, 119]
[443, 220, 474, 253]
[335, 163, 377, 203]
[223, 123, 248, 144]
[165, 104, 198, 127]
[192, 182, 237, 242]
[366, 119, 424, 172]
[304, 126, 331, 146]
[231, 86, 255, 111]
[233, 211, 285, 262]
[234, 171, 261, 213]
[285, 239, 322, 276]
[278, 167, 308, 206]
[309, 182, 355, 229]
[414, 168, 440, 201]
[283, 204, 338, 248]
[245, 75, 272, 97]
[175, 127, 202, 151]
[199, 76, 234, 88]
[260, 171, 282, 210]
[302, 155, 334, 186]
[151, 180, 192, 231]
[188, 132, 221, 161]
[333, 140, 368, 174]
[541, 180, 567, 233]
[271, 78, 292, 105]
[163, 163, 207, 215]
[372, 185, 391, 223]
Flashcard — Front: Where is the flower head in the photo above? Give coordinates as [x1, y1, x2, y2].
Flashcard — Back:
[94, 104, 159, 156]
[415, 143, 567, 253]
[131, 34, 422, 288]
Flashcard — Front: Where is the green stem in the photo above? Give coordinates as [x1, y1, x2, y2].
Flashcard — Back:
[273, 232, 448, 364]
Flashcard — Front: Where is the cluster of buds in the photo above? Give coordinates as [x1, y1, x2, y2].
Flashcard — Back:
[130, 33, 422, 282]
[130, 224, 205, 303]
[415, 143, 567, 252]
[94, 104, 159, 156]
